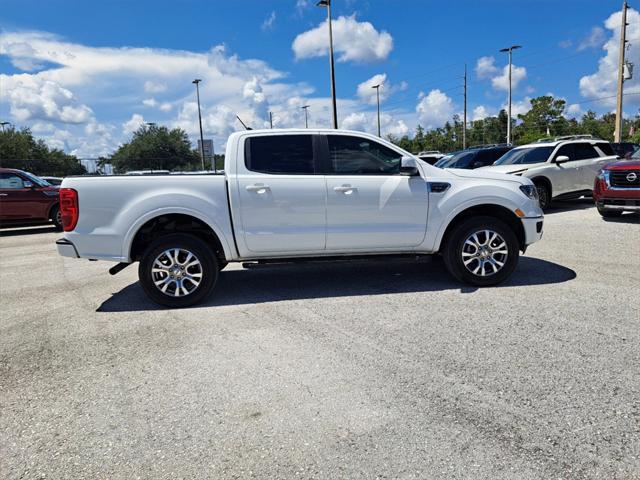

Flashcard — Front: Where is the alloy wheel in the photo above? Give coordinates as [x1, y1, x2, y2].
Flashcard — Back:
[461, 229, 509, 277]
[151, 248, 203, 297]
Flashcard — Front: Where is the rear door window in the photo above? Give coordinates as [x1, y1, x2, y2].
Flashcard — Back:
[572, 143, 599, 160]
[245, 135, 315, 174]
[326, 135, 402, 174]
[0, 174, 26, 189]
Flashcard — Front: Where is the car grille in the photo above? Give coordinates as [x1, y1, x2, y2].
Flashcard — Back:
[609, 170, 640, 188]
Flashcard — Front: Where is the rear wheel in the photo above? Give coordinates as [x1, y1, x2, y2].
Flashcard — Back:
[51, 205, 63, 231]
[138, 233, 218, 308]
[443, 216, 519, 287]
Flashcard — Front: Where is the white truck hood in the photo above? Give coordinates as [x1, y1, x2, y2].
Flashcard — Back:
[446, 167, 529, 185]
[476, 163, 547, 175]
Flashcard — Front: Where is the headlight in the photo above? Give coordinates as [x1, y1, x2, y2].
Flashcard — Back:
[519, 184, 538, 201]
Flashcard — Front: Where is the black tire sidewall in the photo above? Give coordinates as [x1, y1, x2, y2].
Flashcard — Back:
[535, 183, 550, 210]
[51, 205, 63, 230]
[138, 233, 218, 308]
[443, 216, 519, 287]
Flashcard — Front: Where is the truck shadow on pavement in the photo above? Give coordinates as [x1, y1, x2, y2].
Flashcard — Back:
[0, 225, 58, 237]
[97, 256, 577, 312]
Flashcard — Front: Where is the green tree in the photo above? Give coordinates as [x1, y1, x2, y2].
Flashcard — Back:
[514, 96, 566, 144]
[0, 127, 86, 176]
[109, 124, 200, 173]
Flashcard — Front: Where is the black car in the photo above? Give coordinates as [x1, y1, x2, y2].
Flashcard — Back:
[434, 145, 513, 169]
[611, 142, 639, 159]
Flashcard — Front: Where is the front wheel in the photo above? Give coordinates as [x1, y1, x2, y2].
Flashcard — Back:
[535, 183, 551, 210]
[138, 234, 218, 308]
[442, 216, 519, 287]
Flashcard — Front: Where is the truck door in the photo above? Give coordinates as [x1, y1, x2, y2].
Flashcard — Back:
[321, 134, 429, 250]
[235, 134, 327, 255]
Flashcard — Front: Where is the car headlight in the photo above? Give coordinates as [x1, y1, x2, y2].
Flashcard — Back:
[519, 184, 538, 201]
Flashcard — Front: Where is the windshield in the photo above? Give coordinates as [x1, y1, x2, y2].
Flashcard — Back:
[22, 171, 51, 187]
[494, 146, 553, 165]
[434, 151, 462, 168]
[444, 151, 478, 169]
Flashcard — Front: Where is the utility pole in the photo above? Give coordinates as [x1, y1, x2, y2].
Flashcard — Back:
[192, 79, 206, 170]
[463, 64, 467, 149]
[269, 111, 273, 129]
[317, 0, 338, 129]
[372, 83, 381, 137]
[301, 105, 310, 128]
[500, 45, 522, 145]
[615, 1, 628, 143]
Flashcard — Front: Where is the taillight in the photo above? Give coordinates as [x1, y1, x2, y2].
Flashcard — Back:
[59, 188, 79, 231]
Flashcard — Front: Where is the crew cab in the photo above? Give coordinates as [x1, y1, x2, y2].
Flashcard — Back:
[0, 168, 62, 229]
[593, 155, 640, 217]
[478, 135, 617, 209]
[56, 129, 544, 308]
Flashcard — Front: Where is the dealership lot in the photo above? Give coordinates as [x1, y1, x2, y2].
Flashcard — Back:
[1, 201, 638, 479]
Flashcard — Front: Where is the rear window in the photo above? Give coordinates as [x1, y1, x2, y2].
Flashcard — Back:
[245, 135, 315, 174]
[572, 143, 599, 160]
[596, 142, 615, 156]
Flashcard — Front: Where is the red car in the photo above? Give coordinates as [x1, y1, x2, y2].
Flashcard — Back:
[0, 168, 62, 229]
[593, 157, 640, 218]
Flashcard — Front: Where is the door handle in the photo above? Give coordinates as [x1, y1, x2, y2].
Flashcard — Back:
[333, 185, 356, 194]
[0, 193, 7, 196]
[246, 184, 270, 193]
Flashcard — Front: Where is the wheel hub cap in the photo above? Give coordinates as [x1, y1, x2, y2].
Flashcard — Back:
[151, 248, 203, 297]
[461, 229, 508, 277]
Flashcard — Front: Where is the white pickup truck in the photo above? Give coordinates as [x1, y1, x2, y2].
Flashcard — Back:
[57, 129, 544, 307]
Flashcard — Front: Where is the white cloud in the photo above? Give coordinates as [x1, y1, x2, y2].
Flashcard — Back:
[579, 8, 640, 108]
[143, 97, 172, 112]
[416, 89, 455, 128]
[476, 54, 527, 92]
[472, 105, 495, 121]
[292, 15, 393, 63]
[475, 56, 498, 79]
[491, 64, 527, 91]
[578, 26, 605, 51]
[261, 11, 276, 31]
[144, 80, 167, 93]
[340, 111, 408, 137]
[356, 73, 408, 105]
[502, 97, 532, 117]
[566, 103, 582, 118]
[142, 98, 158, 108]
[123, 113, 145, 135]
[3, 76, 93, 124]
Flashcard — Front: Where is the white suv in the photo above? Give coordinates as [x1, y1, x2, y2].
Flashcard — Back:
[479, 136, 617, 209]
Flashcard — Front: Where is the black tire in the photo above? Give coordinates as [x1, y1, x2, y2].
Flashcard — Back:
[442, 216, 519, 287]
[597, 205, 622, 218]
[535, 182, 551, 210]
[138, 233, 218, 308]
[50, 205, 63, 231]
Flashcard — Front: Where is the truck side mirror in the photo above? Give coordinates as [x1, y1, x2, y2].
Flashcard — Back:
[400, 157, 419, 176]
[555, 155, 570, 164]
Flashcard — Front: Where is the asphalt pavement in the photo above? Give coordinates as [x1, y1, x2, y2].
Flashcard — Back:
[1, 200, 639, 479]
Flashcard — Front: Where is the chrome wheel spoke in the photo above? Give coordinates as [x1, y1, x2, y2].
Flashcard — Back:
[151, 248, 203, 297]
[461, 229, 508, 277]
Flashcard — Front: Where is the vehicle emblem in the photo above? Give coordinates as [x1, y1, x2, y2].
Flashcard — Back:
[626, 172, 638, 182]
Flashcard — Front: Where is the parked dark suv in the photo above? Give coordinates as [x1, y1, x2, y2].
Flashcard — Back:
[0, 168, 62, 229]
[434, 145, 513, 169]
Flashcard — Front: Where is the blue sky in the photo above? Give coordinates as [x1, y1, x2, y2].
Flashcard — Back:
[1, 0, 638, 156]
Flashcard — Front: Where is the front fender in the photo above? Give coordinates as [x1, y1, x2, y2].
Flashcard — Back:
[425, 182, 537, 252]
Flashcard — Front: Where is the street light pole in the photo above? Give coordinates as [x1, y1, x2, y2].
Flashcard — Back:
[192, 79, 206, 170]
[614, 1, 628, 143]
[317, 0, 338, 129]
[0, 121, 11, 132]
[499, 45, 521, 145]
[301, 105, 310, 128]
[371, 84, 381, 137]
